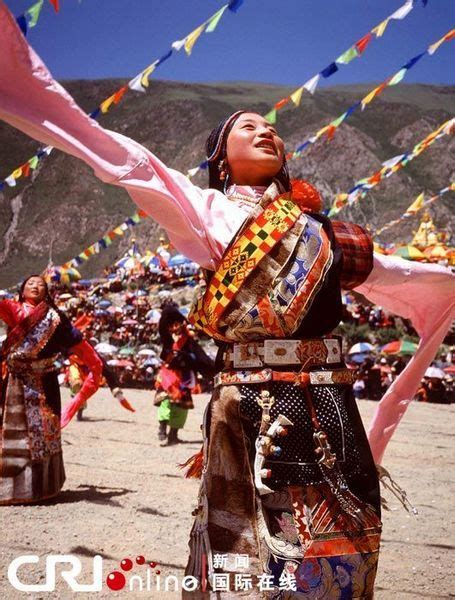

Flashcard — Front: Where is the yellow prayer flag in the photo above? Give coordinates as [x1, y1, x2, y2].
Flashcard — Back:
[372, 18, 389, 38]
[100, 94, 115, 114]
[315, 125, 330, 139]
[184, 24, 205, 56]
[140, 63, 157, 89]
[114, 227, 124, 236]
[405, 192, 424, 214]
[11, 167, 23, 179]
[361, 86, 381, 109]
[290, 86, 305, 106]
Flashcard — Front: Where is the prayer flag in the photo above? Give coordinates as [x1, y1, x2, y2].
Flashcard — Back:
[131, 213, 141, 224]
[428, 29, 455, 55]
[113, 85, 128, 103]
[16, 14, 27, 35]
[355, 32, 372, 54]
[5, 175, 16, 187]
[140, 62, 158, 89]
[48, 0, 59, 12]
[264, 109, 277, 124]
[361, 83, 386, 109]
[28, 155, 39, 169]
[11, 167, 22, 179]
[156, 50, 173, 67]
[184, 24, 205, 56]
[206, 6, 228, 32]
[114, 227, 124, 236]
[326, 125, 336, 140]
[290, 85, 305, 106]
[303, 74, 320, 94]
[321, 62, 338, 78]
[331, 112, 348, 128]
[405, 192, 424, 214]
[402, 52, 426, 70]
[187, 167, 200, 178]
[99, 94, 115, 114]
[388, 68, 407, 86]
[26, 0, 44, 27]
[372, 18, 389, 38]
[22, 163, 31, 177]
[274, 98, 289, 111]
[228, 0, 244, 12]
[137, 209, 148, 218]
[390, 0, 413, 20]
[172, 39, 186, 51]
[128, 73, 145, 93]
[336, 46, 358, 65]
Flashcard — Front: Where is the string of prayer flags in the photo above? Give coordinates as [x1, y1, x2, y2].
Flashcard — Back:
[188, 0, 428, 176]
[16, 0, 45, 35]
[61, 210, 148, 269]
[374, 184, 454, 236]
[4, 0, 243, 190]
[0, 147, 52, 191]
[260, 0, 425, 124]
[328, 118, 454, 216]
[287, 28, 454, 161]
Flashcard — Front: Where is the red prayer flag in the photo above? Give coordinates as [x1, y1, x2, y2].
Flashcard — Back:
[48, 0, 59, 12]
[355, 32, 372, 55]
[22, 163, 31, 177]
[138, 209, 148, 218]
[326, 125, 336, 140]
[369, 171, 382, 185]
[113, 85, 128, 104]
[274, 98, 289, 111]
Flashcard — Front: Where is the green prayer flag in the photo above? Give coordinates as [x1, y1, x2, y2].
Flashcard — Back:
[131, 213, 141, 224]
[336, 46, 358, 65]
[205, 5, 227, 32]
[26, 0, 44, 28]
[28, 155, 39, 169]
[103, 235, 113, 247]
[264, 109, 277, 124]
[331, 112, 348, 128]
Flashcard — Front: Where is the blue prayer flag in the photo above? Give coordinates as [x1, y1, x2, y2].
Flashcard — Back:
[321, 62, 338, 78]
[16, 14, 27, 36]
[402, 53, 426, 71]
[156, 50, 173, 67]
[228, 0, 244, 13]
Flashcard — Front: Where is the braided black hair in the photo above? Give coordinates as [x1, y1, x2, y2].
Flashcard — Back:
[206, 111, 291, 193]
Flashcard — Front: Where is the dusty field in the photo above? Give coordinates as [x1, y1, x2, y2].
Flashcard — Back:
[0, 388, 453, 599]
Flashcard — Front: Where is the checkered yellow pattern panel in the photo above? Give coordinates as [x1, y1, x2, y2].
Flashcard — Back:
[189, 197, 301, 339]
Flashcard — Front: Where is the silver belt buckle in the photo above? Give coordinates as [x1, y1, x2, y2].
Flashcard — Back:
[264, 340, 300, 365]
[233, 343, 264, 368]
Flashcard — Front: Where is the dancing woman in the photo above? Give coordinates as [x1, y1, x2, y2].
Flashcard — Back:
[0, 275, 103, 504]
[0, 4, 454, 594]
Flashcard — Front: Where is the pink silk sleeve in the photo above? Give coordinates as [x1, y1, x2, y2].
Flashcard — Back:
[0, 2, 249, 269]
[60, 340, 103, 428]
[356, 253, 455, 464]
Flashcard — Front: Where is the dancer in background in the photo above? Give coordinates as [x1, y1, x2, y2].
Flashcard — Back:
[0, 7, 453, 594]
[0, 275, 102, 504]
[155, 302, 214, 446]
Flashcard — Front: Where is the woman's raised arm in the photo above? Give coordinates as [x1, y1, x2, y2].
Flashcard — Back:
[0, 2, 248, 269]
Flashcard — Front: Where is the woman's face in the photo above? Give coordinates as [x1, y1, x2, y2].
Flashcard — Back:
[225, 112, 285, 186]
[22, 276, 47, 304]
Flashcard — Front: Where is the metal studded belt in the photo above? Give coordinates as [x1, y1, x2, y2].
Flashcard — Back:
[214, 367, 355, 387]
[223, 337, 342, 369]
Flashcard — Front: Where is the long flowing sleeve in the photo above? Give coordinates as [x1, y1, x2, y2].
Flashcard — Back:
[0, 2, 249, 269]
[0, 299, 21, 328]
[355, 253, 455, 463]
[61, 339, 103, 427]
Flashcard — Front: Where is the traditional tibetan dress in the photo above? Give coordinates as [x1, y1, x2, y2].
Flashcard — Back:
[185, 183, 381, 599]
[0, 300, 99, 504]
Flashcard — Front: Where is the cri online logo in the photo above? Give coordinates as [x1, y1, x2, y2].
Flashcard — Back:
[8, 554, 199, 593]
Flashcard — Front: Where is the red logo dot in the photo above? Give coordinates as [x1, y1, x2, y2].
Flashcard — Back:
[155, 570, 161, 575]
[149, 561, 157, 568]
[136, 555, 145, 565]
[120, 558, 133, 571]
[106, 571, 126, 591]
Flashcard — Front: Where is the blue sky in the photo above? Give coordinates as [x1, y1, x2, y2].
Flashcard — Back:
[4, 0, 455, 87]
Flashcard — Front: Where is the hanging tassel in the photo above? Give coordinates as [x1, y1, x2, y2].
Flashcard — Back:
[377, 464, 418, 515]
[178, 447, 204, 478]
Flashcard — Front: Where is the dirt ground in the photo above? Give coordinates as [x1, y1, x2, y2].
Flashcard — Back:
[0, 388, 453, 599]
